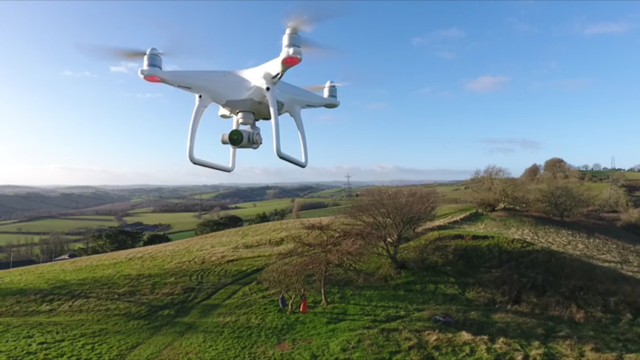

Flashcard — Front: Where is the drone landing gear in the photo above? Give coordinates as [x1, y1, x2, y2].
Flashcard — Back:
[187, 94, 237, 172]
[264, 87, 308, 168]
[187, 94, 265, 173]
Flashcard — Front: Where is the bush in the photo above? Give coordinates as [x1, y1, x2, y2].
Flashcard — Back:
[595, 186, 631, 214]
[619, 208, 640, 226]
[534, 181, 591, 220]
[194, 215, 244, 236]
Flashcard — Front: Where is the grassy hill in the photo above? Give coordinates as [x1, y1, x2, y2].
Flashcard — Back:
[1, 209, 639, 359]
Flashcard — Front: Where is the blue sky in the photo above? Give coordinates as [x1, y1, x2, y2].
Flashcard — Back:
[1, 1, 640, 185]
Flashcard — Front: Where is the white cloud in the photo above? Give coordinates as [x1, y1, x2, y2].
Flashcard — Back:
[464, 75, 511, 93]
[582, 21, 632, 35]
[365, 103, 388, 110]
[506, 17, 539, 33]
[435, 50, 456, 59]
[476, 137, 542, 155]
[1, 164, 475, 185]
[62, 70, 96, 78]
[109, 61, 139, 73]
[412, 27, 465, 46]
[478, 137, 541, 153]
[415, 86, 452, 98]
[532, 78, 591, 91]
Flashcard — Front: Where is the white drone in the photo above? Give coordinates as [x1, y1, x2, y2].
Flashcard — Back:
[80, 12, 345, 173]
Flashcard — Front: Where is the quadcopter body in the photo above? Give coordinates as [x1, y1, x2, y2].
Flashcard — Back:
[136, 27, 340, 173]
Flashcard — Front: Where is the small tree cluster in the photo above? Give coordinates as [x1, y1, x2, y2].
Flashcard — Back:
[533, 181, 592, 220]
[247, 209, 288, 225]
[38, 232, 71, 262]
[194, 215, 244, 236]
[76, 229, 144, 256]
[469, 165, 529, 212]
[142, 233, 172, 246]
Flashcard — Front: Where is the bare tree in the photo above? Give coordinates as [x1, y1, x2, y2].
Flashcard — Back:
[593, 163, 603, 171]
[39, 232, 70, 262]
[260, 258, 309, 314]
[521, 163, 541, 181]
[287, 221, 363, 306]
[543, 157, 570, 180]
[291, 199, 301, 219]
[468, 165, 513, 212]
[535, 182, 592, 220]
[343, 187, 439, 269]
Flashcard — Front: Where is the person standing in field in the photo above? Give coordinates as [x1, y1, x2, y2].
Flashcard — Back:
[279, 292, 287, 311]
[300, 288, 308, 313]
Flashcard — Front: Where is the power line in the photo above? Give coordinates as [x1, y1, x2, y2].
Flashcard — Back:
[343, 174, 352, 199]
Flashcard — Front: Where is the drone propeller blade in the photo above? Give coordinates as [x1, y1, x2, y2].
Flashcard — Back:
[303, 82, 349, 93]
[300, 36, 338, 53]
[75, 43, 167, 61]
[283, 3, 354, 33]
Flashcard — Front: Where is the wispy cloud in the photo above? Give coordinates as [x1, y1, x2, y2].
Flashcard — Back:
[532, 78, 592, 91]
[464, 75, 511, 93]
[567, 18, 635, 36]
[2, 164, 475, 185]
[366, 103, 388, 110]
[415, 86, 452, 98]
[109, 61, 139, 73]
[62, 70, 96, 78]
[435, 50, 456, 59]
[506, 17, 539, 33]
[412, 27, 465, 60]
[412, 27, 466, 46]
[478, 137, 541, 154]
[582, 21, 633, 35]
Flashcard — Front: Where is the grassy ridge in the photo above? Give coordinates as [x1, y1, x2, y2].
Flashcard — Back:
[1, 213, 638, 359]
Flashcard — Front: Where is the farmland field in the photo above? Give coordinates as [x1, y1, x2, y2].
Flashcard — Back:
[0, 218, 117, 233]
[1, 212, 638, 359]
[626, 172, 640, 180]
[0, 233, 84, 246]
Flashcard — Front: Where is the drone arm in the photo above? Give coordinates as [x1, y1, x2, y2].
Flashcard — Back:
[265, 88, 308, 168]
[187, 94, 237, 172]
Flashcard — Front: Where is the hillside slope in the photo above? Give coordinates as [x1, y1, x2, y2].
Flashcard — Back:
[1, 214, 639, 359]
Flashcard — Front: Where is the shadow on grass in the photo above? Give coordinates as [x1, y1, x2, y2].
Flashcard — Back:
[384, 234, 640, 356]
[492, 210, 640, 246]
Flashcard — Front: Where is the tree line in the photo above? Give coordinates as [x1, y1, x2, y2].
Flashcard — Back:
[470, 157, 640, 226]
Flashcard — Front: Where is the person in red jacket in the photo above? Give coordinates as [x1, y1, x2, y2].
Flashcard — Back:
[299, 288, 308, 313]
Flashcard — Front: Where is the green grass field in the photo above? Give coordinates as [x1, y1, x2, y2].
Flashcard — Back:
[304, 188, 345, 198]
[0, 233, 84, 246]
[0, 218, 117, 233]
[1, 211, 638, 359]
[626, 172, 640, 180]
[191, 190, 227, 199]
